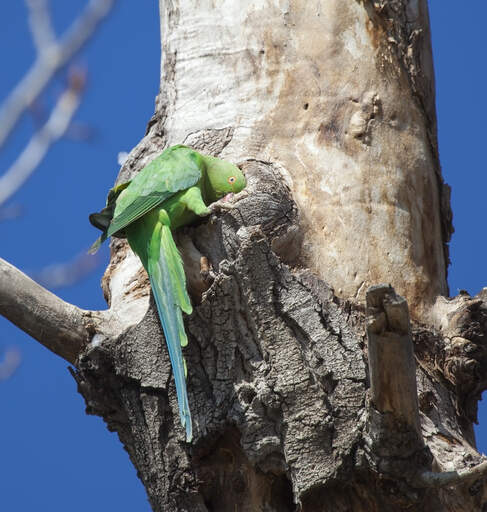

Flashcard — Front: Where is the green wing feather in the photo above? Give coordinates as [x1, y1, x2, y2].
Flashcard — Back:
[89, 146, 203, 251]
[106, 193, 172, 238]
[108, 146, 202, 237]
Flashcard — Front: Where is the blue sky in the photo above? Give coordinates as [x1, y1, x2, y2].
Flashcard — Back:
[0, 2, 485, 510]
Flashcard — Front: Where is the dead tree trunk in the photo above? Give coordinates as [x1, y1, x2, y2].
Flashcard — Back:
[2, 1, 487, 511]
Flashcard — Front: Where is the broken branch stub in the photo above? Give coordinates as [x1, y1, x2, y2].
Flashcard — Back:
[366, 284, 421, 439]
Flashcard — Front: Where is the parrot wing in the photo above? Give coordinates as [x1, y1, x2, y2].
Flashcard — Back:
[88, 146, 203, 251]
[108, 146, 202, 238]
[106, 192, 173, 239]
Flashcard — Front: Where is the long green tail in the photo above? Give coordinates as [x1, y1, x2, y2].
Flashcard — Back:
[127, 208, 193, 441]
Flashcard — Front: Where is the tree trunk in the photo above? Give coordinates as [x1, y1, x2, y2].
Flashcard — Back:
[3, 1, 487, 511]
[155, 0, 452, 322]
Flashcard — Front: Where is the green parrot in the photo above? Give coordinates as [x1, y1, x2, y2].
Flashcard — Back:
[89, 145, 246, 441]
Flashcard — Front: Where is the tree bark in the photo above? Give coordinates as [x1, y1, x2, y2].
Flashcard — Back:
[2, 1, 487, 511]
[155, 0, 452, 321]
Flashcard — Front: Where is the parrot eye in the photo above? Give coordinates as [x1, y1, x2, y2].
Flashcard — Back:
[228, 176, 236, 184]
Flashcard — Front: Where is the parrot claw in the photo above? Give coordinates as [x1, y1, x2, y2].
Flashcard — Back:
[207, 190, 249, 215]
[230, 189, 249, 203]
[207, 200, 235, 214]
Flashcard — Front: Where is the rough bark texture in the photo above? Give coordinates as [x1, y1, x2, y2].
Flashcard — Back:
[67, 1, 485, 511]
[3, 1, 487, 511]
[153, 0, 452, 320]
[72, 161, 487, 511]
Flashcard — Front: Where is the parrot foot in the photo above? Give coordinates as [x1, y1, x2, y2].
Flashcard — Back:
[230, 189, 249, 203]
[207, 200, 235, 214]
[207, 189, 249, 215]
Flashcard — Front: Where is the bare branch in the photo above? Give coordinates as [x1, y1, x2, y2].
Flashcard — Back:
[0, 257, 98, 364]
[416, 460, 487, 488]
[0, 71, 84, 206]
[0, 0, 115, 149]
[25, 0, 56, 54]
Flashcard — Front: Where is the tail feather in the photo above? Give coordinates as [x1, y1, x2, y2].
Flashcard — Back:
[88, 233, 106, 254]
[148, 220, 193, 441]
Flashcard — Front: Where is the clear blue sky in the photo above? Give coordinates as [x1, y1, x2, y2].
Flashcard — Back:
[0, 2, 485, 510]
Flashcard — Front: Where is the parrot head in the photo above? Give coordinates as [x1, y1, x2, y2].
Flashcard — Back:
[203, 155, 246, 202]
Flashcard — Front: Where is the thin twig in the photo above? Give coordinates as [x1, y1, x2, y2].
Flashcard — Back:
[0, 347, 21, 381]
[0, 71, 85, 206]
[0, 204, 23, 221]
[31, 250, 102, 289]
[0, 0, 115, 150]
[25, 0, 56, 53]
